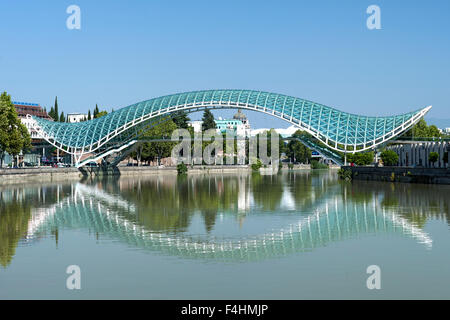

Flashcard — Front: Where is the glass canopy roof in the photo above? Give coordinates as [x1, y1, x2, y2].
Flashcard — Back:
[32, 89, 430, 154]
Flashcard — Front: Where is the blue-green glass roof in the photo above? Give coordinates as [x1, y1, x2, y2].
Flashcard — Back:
[32, 89, 430, 152]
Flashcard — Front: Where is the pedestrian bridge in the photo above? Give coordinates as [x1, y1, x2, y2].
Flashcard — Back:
[29, 89, 431, 167]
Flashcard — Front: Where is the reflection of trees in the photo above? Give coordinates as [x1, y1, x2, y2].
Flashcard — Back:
[118, 175, 191, 232]
[287, 171, 338, 210]
[0, 183, 72, 267]
[348, 180, 450, 228]
[251, 173, 284, 211]
[340, 181, 374, 205]
[117, 171, 340, 232]
[3, 171, 450, 268]
[0, 192, 31, 267]
[118, 175, 246, 233]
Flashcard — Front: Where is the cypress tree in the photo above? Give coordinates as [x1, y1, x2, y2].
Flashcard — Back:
[95, 110, 108, 118]
[88, 110, 91, 120]
[49, 106, 55, 120]
[59, 112, 65, 122]
[172, 111, 191, 129]
[201, 109, 216, 131]
[54, 96, 59, 122]
[94, 104, 99, 118]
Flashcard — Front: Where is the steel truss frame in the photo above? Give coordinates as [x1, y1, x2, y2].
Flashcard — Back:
[29, 90, 431, 167]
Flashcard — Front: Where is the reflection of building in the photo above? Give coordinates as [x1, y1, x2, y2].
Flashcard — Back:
[237, 176, 250, 213]
[67, 113, 87, 123]
[15, 177, 433, 264]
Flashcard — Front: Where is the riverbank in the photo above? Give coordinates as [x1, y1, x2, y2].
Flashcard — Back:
[0, 165, 253, 185]
[343, 166, 450, 185]
[0, 167, 82, 184]
[0, 164, 340, 185]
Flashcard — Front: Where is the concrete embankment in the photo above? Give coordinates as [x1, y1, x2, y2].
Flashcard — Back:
[84, 164, 319, 176]
[0, 164, 329, 185]
[95, 165, 253, 176]
[0, 165, 252, 184]
[0, 167, 82, 184]
[344, 166, 450, 185]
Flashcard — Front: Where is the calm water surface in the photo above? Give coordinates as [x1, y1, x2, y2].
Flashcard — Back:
[1, 171, 450, 299]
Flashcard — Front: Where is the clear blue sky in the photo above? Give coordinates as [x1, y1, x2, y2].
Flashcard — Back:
[1, 0, 449, 128]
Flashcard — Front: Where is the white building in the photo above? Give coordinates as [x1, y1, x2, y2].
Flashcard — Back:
[13, 101, 53, 140]
[250, 125, 299, 138]
[188, 120, 203, 133]
[67, 113, 87, 123]
[230, 109, 251, 137]
[20, 116, 41, 140]
[188, 110, 252, 137]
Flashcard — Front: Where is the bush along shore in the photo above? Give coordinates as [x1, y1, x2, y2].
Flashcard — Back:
[339, 166, 450, 185]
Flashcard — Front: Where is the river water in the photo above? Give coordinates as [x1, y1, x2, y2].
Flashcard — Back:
[1, 171, 449, 299]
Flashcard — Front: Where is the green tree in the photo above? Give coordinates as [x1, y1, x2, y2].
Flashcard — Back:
[0, 92, 32, 167]
[49, 106, 55, 121]
[172, 111, 191, 129]
[201, 109, 216, 131]
[87, 110, 92, 120]
[347, 151, 374, 166]
[380, 150, 399, 166]
[413, 119, 428, 138]
[311, 159, 329, 169]
[429, 152, 439, 167]
[59, 112, 65, 122]
[287, 130, 312, 163]
[8, 125, 32, 166]
[94, 104, 99, 118]
[403, 118, 441, 139]
[428, 125, 441, 138]
[176, 162, 188, 175]
[95, 110, 108, 118]
[138, 119, 178, 165]
[286, 139, 311, 163]
[53, 96, 59, 122]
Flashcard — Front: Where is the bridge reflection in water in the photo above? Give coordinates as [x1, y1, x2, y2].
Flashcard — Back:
[19, 175, 434, 262]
